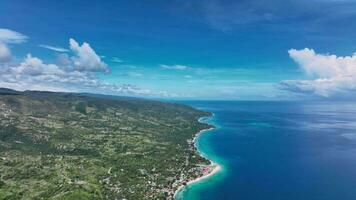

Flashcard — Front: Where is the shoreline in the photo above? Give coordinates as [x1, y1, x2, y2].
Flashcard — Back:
[173, 117, 221, 199]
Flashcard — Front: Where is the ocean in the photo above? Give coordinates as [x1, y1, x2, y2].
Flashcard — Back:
[176, 101, 356, 200]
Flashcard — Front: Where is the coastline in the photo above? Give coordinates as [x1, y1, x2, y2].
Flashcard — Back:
[173, 117, 221, 199]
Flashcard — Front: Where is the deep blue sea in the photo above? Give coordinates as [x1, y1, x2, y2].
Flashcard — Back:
[176, 101, 356, 200]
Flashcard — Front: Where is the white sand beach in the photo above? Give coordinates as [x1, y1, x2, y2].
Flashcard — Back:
[173, 122, 222, 199]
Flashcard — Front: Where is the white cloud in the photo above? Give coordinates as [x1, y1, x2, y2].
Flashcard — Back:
[39, 44, 69, 52]
[0, 40, 170, 97]
[160, 64, 189, 70]
[0, 29, 172, 97]
[10, 54, 65, 76]
[111, 57, 123, 63]
[69, 38, 108, 72]
[0, 54, 151, 96]
[0, 43, 11, 62]
[0, 28, 28, 44]
[280, 48, 356, 96]
[55, 53, 72, 67]
[288, 48, 356, 78]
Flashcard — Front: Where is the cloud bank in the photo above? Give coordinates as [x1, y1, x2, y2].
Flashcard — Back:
[0, 29, 169, 97]
[280, 48, 356, 97]
[0, 51, 147, 95]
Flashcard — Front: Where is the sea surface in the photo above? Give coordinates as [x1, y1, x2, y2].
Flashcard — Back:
[176, 101, 356, 200]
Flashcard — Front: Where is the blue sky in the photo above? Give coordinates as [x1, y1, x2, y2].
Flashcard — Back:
[1, 0, 356, 99]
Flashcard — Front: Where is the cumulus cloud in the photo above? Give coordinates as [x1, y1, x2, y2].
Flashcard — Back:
[160, 64, 189, 70]
[0, 28, 28, 44]
[10, 54, 65, 76]
[69, 38, 108, 72]
[39, 44, 69, 52]
[287, 48, 356, 78]
[0, 32, 170, 97]
[55, 53, 72, 67]
[0, 29, 172, 97]
[280, 48, 356, 97]
[0, 28, 27, 63]
[0, 43, 11, 62]
[0, 54, 152, 95]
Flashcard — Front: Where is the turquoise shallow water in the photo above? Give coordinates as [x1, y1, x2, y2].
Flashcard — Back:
[175, 116, 227, 200]
[176, 101, 356, 200]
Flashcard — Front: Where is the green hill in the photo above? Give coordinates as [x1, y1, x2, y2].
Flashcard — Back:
[0, 89, 211, 200]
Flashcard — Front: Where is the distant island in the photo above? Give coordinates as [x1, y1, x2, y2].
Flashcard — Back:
[0, 88, 214, 200]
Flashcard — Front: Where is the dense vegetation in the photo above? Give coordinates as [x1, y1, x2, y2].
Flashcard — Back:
[0, 88, 211, 200]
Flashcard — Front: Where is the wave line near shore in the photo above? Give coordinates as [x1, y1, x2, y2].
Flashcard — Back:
[173, 117, 222, 199]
